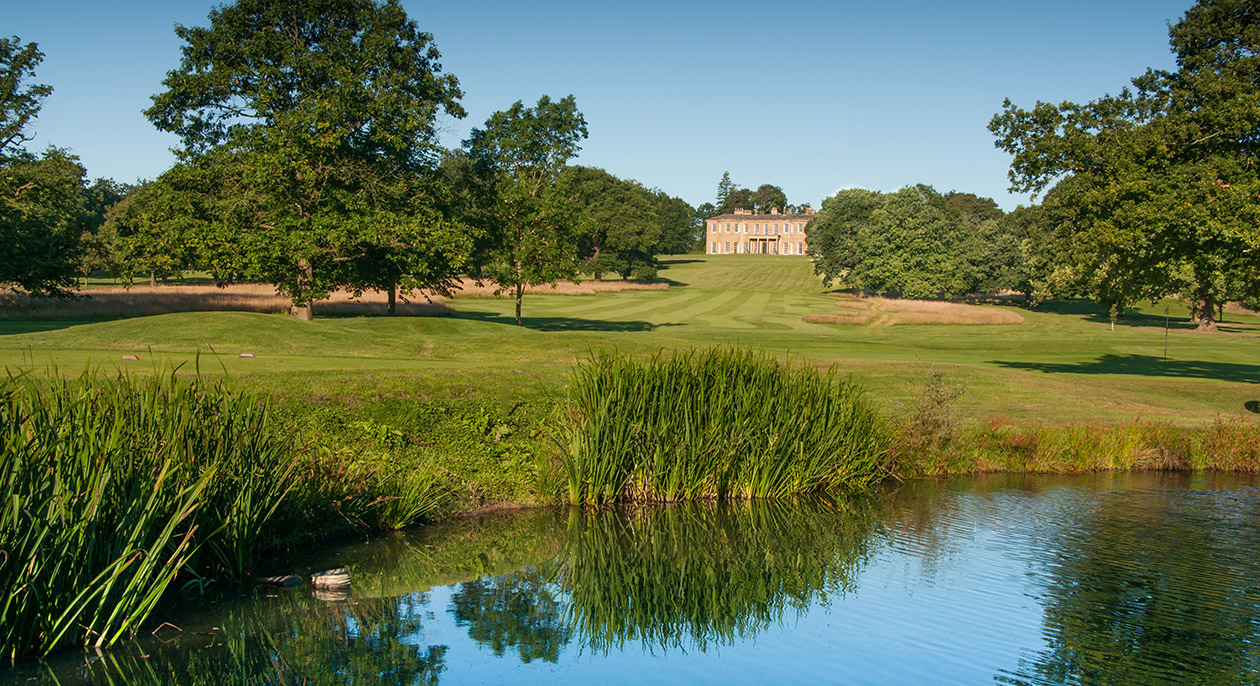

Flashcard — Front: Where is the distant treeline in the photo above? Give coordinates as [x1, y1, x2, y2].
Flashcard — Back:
[808, 185, 1041, 301]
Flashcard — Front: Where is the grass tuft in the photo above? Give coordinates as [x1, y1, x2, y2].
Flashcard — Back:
[555, 349, 892, 503]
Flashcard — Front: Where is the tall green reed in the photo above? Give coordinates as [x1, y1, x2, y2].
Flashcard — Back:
[556, 349, 892, 503]
[0, 371, 294, 662]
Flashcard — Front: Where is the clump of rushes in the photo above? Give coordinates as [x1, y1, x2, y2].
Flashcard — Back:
[557, 349, 892, 503]
[0, 371, 294, 662]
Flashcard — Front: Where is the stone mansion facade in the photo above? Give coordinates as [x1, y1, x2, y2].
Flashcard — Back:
[706, 207, 815, 255]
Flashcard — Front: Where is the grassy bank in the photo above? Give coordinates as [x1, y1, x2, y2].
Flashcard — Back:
[0, 372, 450, 662]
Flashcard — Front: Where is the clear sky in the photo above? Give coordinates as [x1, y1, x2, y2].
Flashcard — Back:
[9, 0, 1193, 210]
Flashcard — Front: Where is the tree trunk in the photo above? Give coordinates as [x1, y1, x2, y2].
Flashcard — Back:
[387, 284, 396, 316]
[514, 282, 524, 326]
[149, 271, 156, 287]
[291, 258, 314, 321]
[1194, 294, 1218, 332]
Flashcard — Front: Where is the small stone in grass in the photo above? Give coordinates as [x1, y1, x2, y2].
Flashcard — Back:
[239, 353, 255, 358]
[121, 355, 140, 361]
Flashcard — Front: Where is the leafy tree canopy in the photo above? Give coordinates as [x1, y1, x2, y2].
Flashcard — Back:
[0, 39, 92, 297]
[808, 185, 1027, 299]
[146, 0, 469, 318]
[710, 172, 792, 215]
[990, 0, 1260, 330]
[0, 37, 51, 159]
[464, 94, 588, 325]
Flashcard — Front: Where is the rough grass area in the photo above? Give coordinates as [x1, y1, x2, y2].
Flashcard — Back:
[0, 285, 452, 319]
[804, 297, 1026, 327]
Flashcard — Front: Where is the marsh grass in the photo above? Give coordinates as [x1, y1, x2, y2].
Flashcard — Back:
[556, 349, 892, 503]
[0, 371, 294, 662]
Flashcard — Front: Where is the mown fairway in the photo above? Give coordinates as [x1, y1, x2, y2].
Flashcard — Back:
[3, 255, 1259, 423]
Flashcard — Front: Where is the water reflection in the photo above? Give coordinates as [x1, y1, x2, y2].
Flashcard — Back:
[555, 497, 878, 653]
[451, 569, 570, 663]
[70, 595, 445, 685]
[8, 474, 1260, 685]
[996, 473, 1260, 685]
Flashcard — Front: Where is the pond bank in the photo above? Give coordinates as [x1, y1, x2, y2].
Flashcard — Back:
[5, 365, 1258, 665]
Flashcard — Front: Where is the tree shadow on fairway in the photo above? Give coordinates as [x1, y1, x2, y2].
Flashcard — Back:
[452, 310, 664, 332]
[993, 353, 1260, 384]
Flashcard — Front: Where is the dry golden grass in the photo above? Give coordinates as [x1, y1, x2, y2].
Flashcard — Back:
[0, 277, 668, 319]
[801, 313, 874, 325]
[805, 295, 1026, 327]
[0, 285, 452, 319]
[436, 278, 668, 298]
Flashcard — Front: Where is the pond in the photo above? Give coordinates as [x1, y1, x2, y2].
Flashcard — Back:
[5, 472, 1259, 685]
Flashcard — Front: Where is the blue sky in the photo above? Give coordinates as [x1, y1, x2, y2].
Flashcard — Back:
[9, 0, 1192, 210]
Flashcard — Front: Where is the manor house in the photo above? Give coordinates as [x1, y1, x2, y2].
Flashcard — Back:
[706, 207, 815, 256]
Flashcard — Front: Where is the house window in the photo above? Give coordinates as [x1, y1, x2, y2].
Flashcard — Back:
[724, 242, 730, 253]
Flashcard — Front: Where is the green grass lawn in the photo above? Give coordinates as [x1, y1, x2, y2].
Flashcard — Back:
[4, 255, 1259, 424]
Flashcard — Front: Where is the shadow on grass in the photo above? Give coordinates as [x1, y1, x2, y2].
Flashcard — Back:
[451, 310, 665, 332]
[994, 353, 1260, 384]
[0, 318, 123, 336]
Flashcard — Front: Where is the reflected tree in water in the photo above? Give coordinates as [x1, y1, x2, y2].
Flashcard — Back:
[998, 479, 1260, 685]
[450, 568, 571, 663]
[64, 594, 447, 685]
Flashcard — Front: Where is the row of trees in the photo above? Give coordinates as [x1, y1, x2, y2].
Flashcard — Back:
[3, 0, 700, 323]
[695, 172, 807, 220]
[808, 186, 1043, 300]
[810, 0, 1258, 331]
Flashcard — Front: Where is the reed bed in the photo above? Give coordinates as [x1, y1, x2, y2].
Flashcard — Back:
[555, 349, 892, 504]
[0, 372, 294, 662]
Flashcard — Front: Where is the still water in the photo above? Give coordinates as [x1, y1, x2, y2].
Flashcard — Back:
[6, 472, 1260, 685]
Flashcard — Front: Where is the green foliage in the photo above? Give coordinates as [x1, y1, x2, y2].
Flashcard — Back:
[808, 185, 1024, 298]
[98, 180, 196, 285]
[145, 0, 470, 318]
[464, 94, 589, 324]
[0, 37, 95, 297]
[0, 37, 51, 158]
[556, 348, 892, 504]
[711, 172, 791, 214]
[0, 371, 294, 662]
[990, 0, 1260, 330]
[562, 166, 695, 280]
[0, 148, 91, 296]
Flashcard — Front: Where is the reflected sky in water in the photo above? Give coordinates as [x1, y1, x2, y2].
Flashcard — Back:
[6, 472, 1259, 685]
